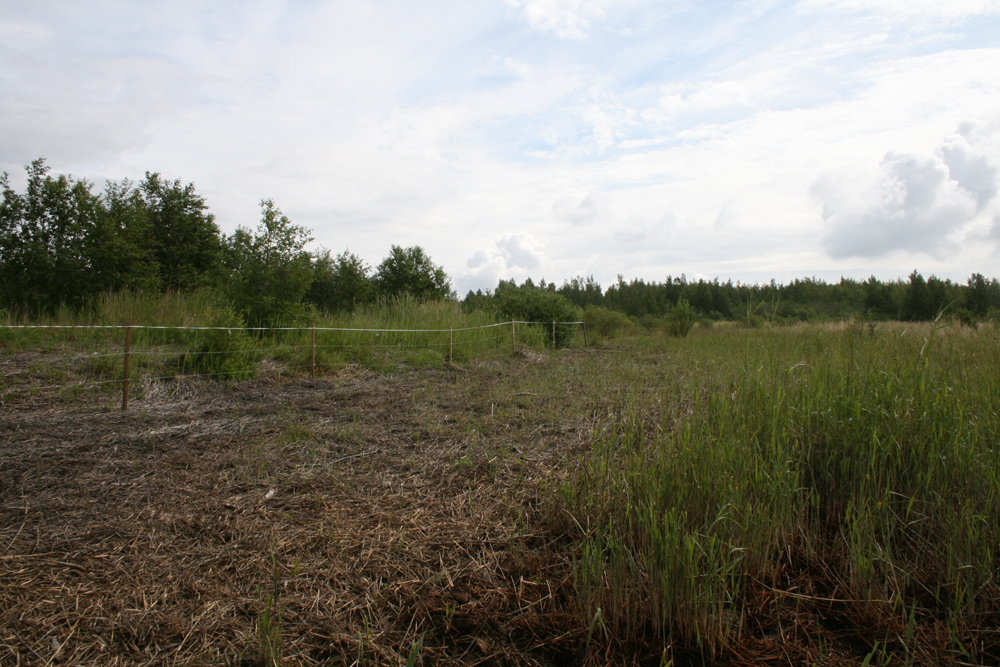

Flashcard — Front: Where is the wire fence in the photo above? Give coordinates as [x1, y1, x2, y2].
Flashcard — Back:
[0, 320, 586, 410]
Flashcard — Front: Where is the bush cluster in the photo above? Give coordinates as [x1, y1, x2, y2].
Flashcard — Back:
[493, 280, 581, 347]
[582, 305, 633, 340]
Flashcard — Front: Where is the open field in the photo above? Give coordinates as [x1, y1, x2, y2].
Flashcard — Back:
[2, 322, 1000, 666]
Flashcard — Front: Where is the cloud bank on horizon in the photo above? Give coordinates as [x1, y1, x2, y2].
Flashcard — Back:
[1, 0, 998, 294]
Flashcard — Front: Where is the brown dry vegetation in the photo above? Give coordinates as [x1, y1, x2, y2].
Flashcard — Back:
[2, 336, 991, 666]
[2, 348, 603, 666]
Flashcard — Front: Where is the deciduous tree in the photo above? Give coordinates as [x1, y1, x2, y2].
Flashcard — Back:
[307, 248, 374, 313]
[373, 245, 452, 300]
[0, 159, 99, 312]
[224, 199, 314, 329]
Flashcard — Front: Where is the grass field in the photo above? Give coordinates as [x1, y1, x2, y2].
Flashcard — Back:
[2, 319, 998, 665]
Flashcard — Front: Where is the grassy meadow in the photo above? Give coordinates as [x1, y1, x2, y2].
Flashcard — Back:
[553, 320, 1000, 664]
[2, 295, 999, 665]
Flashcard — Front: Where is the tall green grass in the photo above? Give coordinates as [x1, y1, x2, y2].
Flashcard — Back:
[1, 291, 574, 394]
[558, 322, 1000, 660]
[0, 289, 240, 348]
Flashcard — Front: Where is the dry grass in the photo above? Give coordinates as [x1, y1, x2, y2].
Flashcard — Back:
[1, 352, 596, 666]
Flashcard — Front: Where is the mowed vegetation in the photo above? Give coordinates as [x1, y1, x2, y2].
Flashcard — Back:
[3, 308, 1000, 665]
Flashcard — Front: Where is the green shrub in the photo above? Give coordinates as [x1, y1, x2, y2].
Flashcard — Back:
[665, 299, 698, 337]
[583, 305, 633, 340]
[178, 306, 259, 378]
[494, 281, 581, 347]
[637, 314, 662, 330]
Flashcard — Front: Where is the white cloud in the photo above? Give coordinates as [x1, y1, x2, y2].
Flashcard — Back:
[798, 0, 1000, 20]
[459, 233, 549, 293]
[816, 149, 989, 259]
[713, 202, 738, 230]
[615, 212, 675, 245]
[941, 130, 999, 211]
[552, 193, 610, 226]
[496, 233, 547, 269]
[505, 0, 602, 39]
[644, 81, 755, 124]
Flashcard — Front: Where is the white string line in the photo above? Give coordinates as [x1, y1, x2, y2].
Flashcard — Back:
[0, 323, 511, 332]
[0, 320, 582, 333]
[136, 346, 285, 357]
[0, 350, 124, 365]
[512, 321, 585, 325]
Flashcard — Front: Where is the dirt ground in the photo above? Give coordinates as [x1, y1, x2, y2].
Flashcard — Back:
[2, 350, 605, 666]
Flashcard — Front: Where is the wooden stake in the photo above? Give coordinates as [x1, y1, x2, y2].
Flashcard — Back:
[311, 322, 316, 378]
[552, 321, 556, 348]
[122, 324, 130, 412]
[582, 322, 588, 347]
[449, 326, 453, 363]
[511, 321, 516, 355]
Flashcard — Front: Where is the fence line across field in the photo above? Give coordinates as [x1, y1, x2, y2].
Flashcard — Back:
[1, 321, 574, 333]
[0, 332, 538, 367]
[1, 319, 588, 410]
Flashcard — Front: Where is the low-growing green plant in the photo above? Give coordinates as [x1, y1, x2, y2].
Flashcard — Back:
[256, 547, 288, 667]
[405, 631, 425, 667]
[404, 349, 445, 366]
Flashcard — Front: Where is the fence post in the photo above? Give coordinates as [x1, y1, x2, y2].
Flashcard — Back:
[511, 321, 516, 355]
[582, 322, 588, 347]
[311, 322, 316, 378]
[552, 321, 556, 348]
[449, 326, 453, 363]
[122, 324, 131, 412]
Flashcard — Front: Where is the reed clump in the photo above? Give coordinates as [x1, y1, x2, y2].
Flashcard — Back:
[559, 323, 1000, 661]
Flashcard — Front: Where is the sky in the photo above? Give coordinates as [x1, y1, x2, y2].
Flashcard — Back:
[2, 0, 999, 295]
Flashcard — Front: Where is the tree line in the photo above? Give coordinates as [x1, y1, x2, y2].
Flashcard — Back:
[539, 271, 1000, 325]
[0, 159, 452, 327]
[3, 159, 999, 329]
[464, 271, 1000, 326]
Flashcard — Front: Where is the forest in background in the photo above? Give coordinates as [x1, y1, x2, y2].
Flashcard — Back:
[3, 159, 1000, 329]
